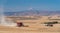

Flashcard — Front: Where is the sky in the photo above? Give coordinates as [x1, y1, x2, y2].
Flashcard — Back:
[0, 0, 60, 12]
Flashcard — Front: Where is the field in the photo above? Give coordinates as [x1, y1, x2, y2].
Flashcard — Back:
[0, 16, 60, 33]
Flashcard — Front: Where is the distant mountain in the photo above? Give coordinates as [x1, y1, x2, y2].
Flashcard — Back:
[4, 9, 60, 16]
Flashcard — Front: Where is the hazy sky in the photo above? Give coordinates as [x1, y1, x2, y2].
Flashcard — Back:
[1, 0, 60, 12]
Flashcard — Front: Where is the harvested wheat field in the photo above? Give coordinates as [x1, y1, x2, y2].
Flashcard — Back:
[0, 23, 60, 33]
[0, 16, 60, 33]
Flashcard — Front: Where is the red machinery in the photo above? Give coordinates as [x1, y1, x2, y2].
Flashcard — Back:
[17, 22, 24, 27]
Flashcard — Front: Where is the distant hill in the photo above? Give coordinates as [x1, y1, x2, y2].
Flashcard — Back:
[4, 9, 60, 16]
